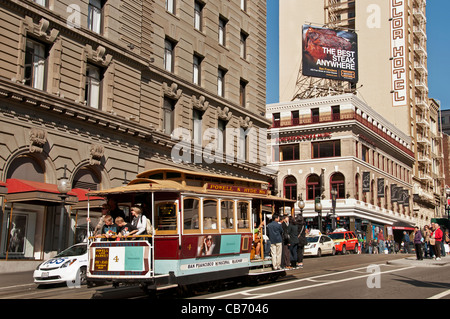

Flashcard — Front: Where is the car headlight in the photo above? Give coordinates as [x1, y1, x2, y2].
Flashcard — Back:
[310, 244, 316, 248]
[35, 263, 43, 270]
[61, 259, 77, 268]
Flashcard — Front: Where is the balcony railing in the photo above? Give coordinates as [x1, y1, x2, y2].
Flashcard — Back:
[270, 111, 414, 157]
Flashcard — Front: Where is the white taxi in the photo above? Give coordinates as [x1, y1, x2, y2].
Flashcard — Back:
[33, 243, 88, 286]
[304, 231, 336, 257]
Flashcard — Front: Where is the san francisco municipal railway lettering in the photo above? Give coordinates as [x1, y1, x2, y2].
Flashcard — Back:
[181, 258, 247, 270]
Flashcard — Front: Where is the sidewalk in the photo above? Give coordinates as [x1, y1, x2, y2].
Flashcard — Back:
[386, 255, 450, 267]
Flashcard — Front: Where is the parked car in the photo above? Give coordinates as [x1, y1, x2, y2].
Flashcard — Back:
[329, 229, 359, 254]
[304, 232, 336, 257]
[33, 243, 87, 286]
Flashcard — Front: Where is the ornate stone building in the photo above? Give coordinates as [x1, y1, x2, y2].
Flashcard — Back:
[0, 0, 269, 269]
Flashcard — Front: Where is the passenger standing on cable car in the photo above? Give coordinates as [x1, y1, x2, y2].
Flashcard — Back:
[267, 214, 283, 270]
[130, 206, 147, 237]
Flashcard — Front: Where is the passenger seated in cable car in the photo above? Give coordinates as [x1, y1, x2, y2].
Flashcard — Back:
[116, 217, 138, 240]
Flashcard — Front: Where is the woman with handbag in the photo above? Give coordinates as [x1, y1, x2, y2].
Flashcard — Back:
[413, 226, 423, 260]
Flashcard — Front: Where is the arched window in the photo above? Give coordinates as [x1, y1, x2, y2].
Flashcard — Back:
[330, 173, 345, 199]
[73, 167, 100, 190]
[306, 174, 320, 200]
[283, 175, 297, 200]
[7, 155, 45, 182]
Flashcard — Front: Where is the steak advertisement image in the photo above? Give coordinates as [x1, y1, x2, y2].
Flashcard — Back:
[302, 25, 358, 83]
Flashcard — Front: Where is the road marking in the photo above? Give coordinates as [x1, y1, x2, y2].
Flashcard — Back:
[0, 283, 35, 290]
[428, 289, 450, 299]
[209, 264, 415, 299]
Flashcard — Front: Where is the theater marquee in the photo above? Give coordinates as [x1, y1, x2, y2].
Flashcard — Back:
[390, 0, 407, 107]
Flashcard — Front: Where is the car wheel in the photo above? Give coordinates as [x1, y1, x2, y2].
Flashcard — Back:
[317, 248, 322, 257]
[79, 266, 87, 285]
[354, 245, 358, 254]
[341, 245, 347, 255]
[332, 247, 336, 256]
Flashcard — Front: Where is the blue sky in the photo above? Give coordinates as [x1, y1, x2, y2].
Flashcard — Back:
[266, 0, 450, 110]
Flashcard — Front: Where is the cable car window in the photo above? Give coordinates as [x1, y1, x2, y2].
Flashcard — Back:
[184, 197, 200, 231]
[221, 200, 234, 230]
[155, 202, 177, 232]
[237, 201, 250, 230]
[203, 199, 218, 230]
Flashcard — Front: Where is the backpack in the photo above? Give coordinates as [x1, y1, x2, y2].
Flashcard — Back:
[141, 215, 153, 235]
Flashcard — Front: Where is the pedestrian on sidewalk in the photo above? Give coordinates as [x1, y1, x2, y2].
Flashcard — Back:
[431, 223, 443, 260]
[296, 215, 306, 268]
[402, 231, 411, 254]
[267, 214, 283, 270]
[287, 216, 299, 268]
[281, 215, 291, 269]
[413, 226, 423, 260]
[423, 225, 431, 258]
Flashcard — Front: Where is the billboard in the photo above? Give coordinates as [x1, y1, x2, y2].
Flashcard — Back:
[302, 25, 358, 83]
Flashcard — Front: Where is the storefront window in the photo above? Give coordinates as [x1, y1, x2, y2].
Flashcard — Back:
[1, 203, 44, 260]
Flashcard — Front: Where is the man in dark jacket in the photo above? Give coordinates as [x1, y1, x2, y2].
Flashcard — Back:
[267, 214, 283, 270]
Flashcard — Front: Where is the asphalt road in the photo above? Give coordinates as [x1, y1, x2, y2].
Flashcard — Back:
[0, 253, 448, 301]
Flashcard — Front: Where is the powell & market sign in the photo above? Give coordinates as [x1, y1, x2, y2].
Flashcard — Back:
[206, 183, 268, 195]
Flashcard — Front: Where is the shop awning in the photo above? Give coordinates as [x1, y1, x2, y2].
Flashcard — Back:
[0, 181, 7, 195]
[392, 221, 415, 231]
[70, 188, 105, 210]
[5, 179, 78, 204]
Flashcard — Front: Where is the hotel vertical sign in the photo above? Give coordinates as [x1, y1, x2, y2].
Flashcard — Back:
[390, 0, 407, 107]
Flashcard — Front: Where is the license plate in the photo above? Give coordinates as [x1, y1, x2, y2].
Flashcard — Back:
[41, 272, 49, 278]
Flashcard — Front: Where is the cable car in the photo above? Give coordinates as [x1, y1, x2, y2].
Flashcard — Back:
[86, 168, 295, 292]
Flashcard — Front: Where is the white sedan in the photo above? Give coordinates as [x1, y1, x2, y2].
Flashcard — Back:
[304, 234, 336, 257]
[33, 243, 88, 287]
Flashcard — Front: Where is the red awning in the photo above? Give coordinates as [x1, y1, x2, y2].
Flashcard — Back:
[5, 179, 78, 204]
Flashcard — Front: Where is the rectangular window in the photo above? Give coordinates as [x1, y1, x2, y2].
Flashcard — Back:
[311, 108, 319, 123]
[362, 145, 369, 163]
[85, 64, 102, 109]
[24, 39, 47, 90]
[88, 0, 103, 34]
[183, 197, 199, 231]
[193, 54, 202, 85]
[239, 79, 247, 107]
[193, 109, 203, 146]
[312, 140, 341, 158]
[194, 1, 203, 31]
[279, 144, 300, 161]
[218, 68, 226, 97]
[219, 17, 226, 46]
[33, 0, 46, 6]
[240, 31, 247, 59]
[218, 119, 227, 156]
[164, 39, 175, 72]
[221, 200, 234, 230]
[163, 98, 175, 135]
[237, 201, 250, 230]
[240, 0, 246, 11]
[166, 0, 175, 14]
[203, 199, 218, 231]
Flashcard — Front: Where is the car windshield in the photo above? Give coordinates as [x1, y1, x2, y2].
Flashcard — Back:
[306, 236, 319, 243]
[56, 245, 87, 257]
[329, 233, 344, 240]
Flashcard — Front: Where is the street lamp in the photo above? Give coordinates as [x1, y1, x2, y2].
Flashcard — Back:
[315, 196, 322, 232]
[57, 165, 71, 253]
[298, 193, 305, 214]
[331, 188, 337, 230]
